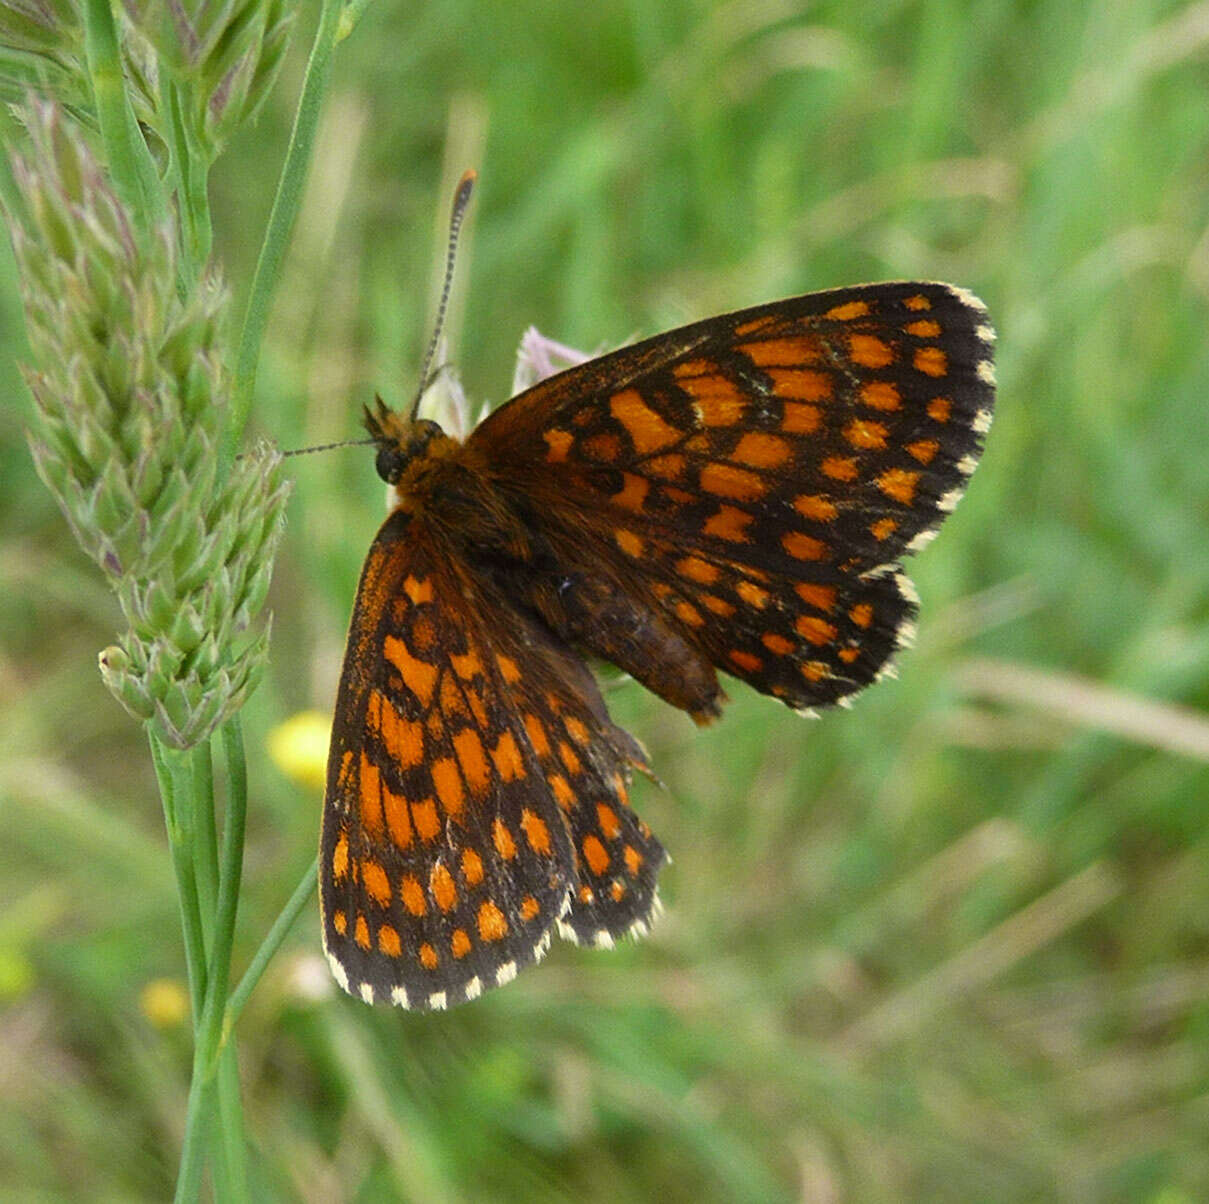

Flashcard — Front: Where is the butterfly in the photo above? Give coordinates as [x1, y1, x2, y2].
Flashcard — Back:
[320, 259, 994, 1011]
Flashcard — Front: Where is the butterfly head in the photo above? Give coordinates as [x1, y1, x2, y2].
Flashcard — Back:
[363, 396, 448, 485]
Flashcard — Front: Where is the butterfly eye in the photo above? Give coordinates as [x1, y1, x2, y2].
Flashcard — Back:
[374, 444, 407, 483]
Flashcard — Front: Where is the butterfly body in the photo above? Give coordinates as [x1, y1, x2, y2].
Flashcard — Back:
[322, 281, 995, 1010]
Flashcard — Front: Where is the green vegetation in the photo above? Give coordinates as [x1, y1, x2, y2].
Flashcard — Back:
[2, 1, 1208, 1200]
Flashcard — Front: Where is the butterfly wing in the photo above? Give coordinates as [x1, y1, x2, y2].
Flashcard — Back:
[465, 281, 994, 714]
[322, 509, 665, 1010]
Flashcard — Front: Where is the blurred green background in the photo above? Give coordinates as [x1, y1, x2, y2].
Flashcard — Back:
[4, 1, 1209, 1200]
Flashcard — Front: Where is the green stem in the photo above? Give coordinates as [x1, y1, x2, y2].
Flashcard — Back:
[223, 856, 318, 1041]
[150, 730, 207, 1020]
[175, 717, 249, 1203]
[222, 0, 345, 470]
[81, 0, 164, 226]
[190, 742, 218, 944]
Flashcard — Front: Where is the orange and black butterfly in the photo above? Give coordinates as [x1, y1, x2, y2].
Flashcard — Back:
[320, 185, 995, 1010]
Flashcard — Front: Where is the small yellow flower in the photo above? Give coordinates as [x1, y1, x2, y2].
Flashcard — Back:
[268, 710, 331, 790]
[140, 978, 190, 1028]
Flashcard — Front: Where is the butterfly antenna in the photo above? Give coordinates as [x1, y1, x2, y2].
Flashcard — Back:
[409, 169, 477, 421]
[281, 437, 377, 458]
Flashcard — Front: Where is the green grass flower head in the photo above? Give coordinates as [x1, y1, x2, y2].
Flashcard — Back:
[8, 100, 289, 748]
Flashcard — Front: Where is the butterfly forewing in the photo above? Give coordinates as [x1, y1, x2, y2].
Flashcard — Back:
[322, 510, 662, 1009]
[467, 281, 994, 712]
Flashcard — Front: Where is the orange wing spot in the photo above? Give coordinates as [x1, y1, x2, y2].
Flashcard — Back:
[870, 517, 898, 540]
[478, 901, 509, 942]
[704, 505, 754, 542]
[493, 818, 518, 859]
[794, 493, 838, 522]
[543, 429, 574, 462]
[733, 432, 791, 468]
[358, 753, 385, 839]
[762, 632, 795, 655]
[677, 555, 720, 585]
[548, 774, 576, 811]
[610, 880, 627, 902]
[848, 334, 893, 368]
[907, 439, 940, 464]
[850, 603, 874, 629]
[362, 859, 392, 907]
[367, 692, 425, 769]
[801, 660, 829, 682]
[675, 600, 705, 628]
[822, 456, 859, 482]
[578, 885, 595, 905]
[768, 368, 832, 401]
[378, 924, 402, 958]
[400, 874, 427, 916]
[782, 532, 827, 561]
[700, 462, 767, 502]
[496, 653, 521, 683]
[615, 529, 645, 557]
[564, 715, 590, 745]
[690, 381, 747, 427]
[914, 346, 948, 377]
[432, 756, 467, 816]
[354, 914, 371, 950]
[450, 650, 483, 681]
[702, 593, 736, 616]
[419, 942, 439, 969]
[739, 336, 821, 367]
[383, 635, 438, 707]
[736, 580, 770, 608]
[861, 380, 901, 411]
[796, 615, 837, 645]
[612, 472, 649, 512]
[332, 831, 349, 883]
[646, 453, 686, 479]
[728, 649, 763, 672]
[523, 712, 550, 757]
[904, 293, 932, 310]
[795, 583, 837, 611]
[558, 741, 582, 775]
[491, 731, 525, 782]
[825, 299, 870, 320]
[663, 485, 695, 504]
[597, 803, 622, 839]
[624, 845, 643, 875]
[382, 782, 413, 850]
[672, 357, 715, 378]
[461, 848, 484, 886]
[520, 895, 541, 921]
[906, 318, 942, 337]
[781, 402, 821, 434]
[583, 432, 622, 462]
[652, 582, 673, 600]
[928, 397, 952, 422]
[430, 863, 458, 912]
[439, 674, 468, 720]
[403, 576, 433, 604]
[734, 314, 776, 335]
[838, 646, 861, 664]
[333, 910, 347, 935]
[610, 388, 681, 453]
[520, 808, 552, 855]
[426, 710, 444, 740]
[844, 418, 888, 450]
[338, 749, 355, 787]
[878, 467, 921, 505]
[412, 797, 441, 842]
[452, 730, 490, 796]
[450, 929, 471, 959]
[582, 835, 610, 875]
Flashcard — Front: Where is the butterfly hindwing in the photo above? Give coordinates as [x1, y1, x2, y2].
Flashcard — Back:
[467, 281, 994, 713]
